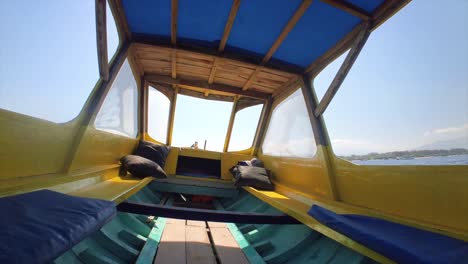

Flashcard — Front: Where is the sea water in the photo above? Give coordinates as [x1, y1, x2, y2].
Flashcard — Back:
[352, 154, 468, 165]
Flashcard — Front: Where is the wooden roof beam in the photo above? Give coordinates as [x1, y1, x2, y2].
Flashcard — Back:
[314, 22, 370, 117]
[321, 0, 371, 20]
[219, 0, 241, 52]
[96, 0, 109, 81]
[171, 49, 177, 79]
[145, 73, 270, 100]
[108, 0, 131, 42]
[171, 0, 178, 45]
[263, 0, 313, 64]
[243, 0, 312, 91]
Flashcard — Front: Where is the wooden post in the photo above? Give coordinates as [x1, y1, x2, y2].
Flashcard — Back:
[171, 0, 178, 46]
[301, 76, 339, 201]
[223, 96, 239, 152]
[314, 22, 371, 117]
[320, 0, 371, 20]
[139, 77, 148, 139]
[167, 86, 179, 145]
[95, 0, 109, 81]
[251, 98, 272, 156]
[219, 0, 241, 52]
[62, 43, 130, 173]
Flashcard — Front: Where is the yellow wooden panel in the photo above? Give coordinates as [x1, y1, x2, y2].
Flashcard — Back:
[164, 147, 179, 174]
[70, 176, 153, 204]
[0, 109, 76, 179]
[178, 148, 222, 160]
[259, 147, 331, 199]
[69, 128, 138, 171]
[0, 166, 120, 198]
[333, 156, 468, 236]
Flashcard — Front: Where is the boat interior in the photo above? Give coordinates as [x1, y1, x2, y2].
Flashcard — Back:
[1, 0, 467, 263]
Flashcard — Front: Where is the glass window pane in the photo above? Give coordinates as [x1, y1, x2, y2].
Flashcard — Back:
[262, 89, 317, 158]
[0, 1, 99, 123]
[106, 1, 119, 62]
[228, 104, 263, 152]
[148, 87, 170, 143]
[172, 95, 233, 152]
[321, 1, 468, 165]
[94, 59, 138, 137]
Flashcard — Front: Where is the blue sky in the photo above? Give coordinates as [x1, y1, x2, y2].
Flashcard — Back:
[1, 1, 467, 155]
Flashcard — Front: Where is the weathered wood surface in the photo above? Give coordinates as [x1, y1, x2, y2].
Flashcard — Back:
[154, 219, 248, 263]
[209, 223, 249, 264]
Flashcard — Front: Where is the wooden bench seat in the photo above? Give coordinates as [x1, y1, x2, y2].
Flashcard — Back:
[70, 176, 153, 204]
[243, 186, 396, 264]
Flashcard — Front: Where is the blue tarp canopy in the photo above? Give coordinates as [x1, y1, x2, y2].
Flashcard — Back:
[122, 0, 387, 71]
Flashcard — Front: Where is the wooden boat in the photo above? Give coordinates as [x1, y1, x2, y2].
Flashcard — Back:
[1, 0, 467, 263]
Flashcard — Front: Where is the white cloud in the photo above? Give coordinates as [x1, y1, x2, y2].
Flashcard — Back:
[423, 123, 468, 137]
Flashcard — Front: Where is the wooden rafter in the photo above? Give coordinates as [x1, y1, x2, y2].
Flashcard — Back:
[219, 0, 241, 52]
[242, 67, 262, 91]
[145, 74, 270, 100]
[171, 49, 177, 79]
[96, 0, 109, 80]
[205, 58, 221, 97]
[243, 0, 312, 91]
[305, 0, 410, 76]
[263, 0, 313, 64]
[171, 0, 178, 45]
[208, 58, 219, 84]
[314, 22, 371, 117]
[108, 0, 131, 42]
[321, 0, 371, 20]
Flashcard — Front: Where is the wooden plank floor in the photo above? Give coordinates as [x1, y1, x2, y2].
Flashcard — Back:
[154, 219, 249, 264]
[208, 222, 249, 264]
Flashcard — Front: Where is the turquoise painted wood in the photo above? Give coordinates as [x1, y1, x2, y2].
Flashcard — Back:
[55, 184, 378, 264]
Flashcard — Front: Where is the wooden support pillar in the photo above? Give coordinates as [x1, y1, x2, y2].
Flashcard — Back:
[167, 86, 179, 145]
[95, 0, 109, 81]
[223, 96, 239, 152]
[301, 76, 339, 201]
[314, 22, 371, 117]
[139, 77, 148, 139]
[62, 43, 130, 173]
[251, 98, 272, 156]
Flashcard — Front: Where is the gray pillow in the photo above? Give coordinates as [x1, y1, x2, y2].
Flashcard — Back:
[120, 155, 167, 179]
[231, 166, 274, 191]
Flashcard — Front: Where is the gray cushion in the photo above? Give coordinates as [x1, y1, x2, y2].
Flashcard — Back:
[231, 166, 274, 191]
[120, 155, 167, 179]
[134, 140, 170, 168]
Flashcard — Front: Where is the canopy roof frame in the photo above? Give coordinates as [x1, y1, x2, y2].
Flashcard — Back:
[103, 0, 410, 116]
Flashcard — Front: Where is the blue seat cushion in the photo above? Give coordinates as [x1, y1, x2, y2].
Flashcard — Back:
[0, 190, 116, 264]
[308, 205, 468, 264]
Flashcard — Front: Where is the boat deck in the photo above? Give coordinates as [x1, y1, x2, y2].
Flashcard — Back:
[155, 218, 249, 264]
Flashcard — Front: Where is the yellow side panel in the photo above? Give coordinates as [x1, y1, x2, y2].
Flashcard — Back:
[164, 147, 179, 174]
[70, 176, 153, 204]
[177, 148, 222, 160]
[259, 146, 331, 200]
[334, 157, 468, 235]
[221, 153, 253, 180]
[69, 128, 138, 171]
[0, 109, 76, 179]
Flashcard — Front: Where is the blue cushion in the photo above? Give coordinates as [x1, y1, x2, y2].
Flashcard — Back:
[0, 190, 116, 264]
[308, 205, 468, 264]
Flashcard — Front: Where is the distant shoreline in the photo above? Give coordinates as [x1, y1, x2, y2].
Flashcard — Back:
[340, 149, 468, 161]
